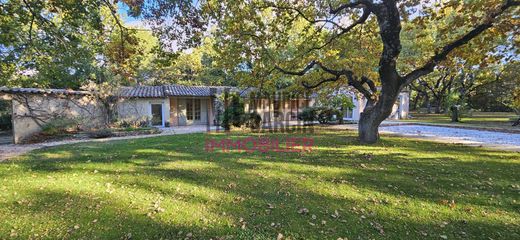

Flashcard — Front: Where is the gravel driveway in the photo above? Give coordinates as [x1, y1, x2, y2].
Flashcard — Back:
[0, 126, 216, 162]
[380, 124, 520, 151]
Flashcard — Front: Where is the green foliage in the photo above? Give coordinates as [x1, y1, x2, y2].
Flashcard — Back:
[244, 112, 262, 130]
[445, 92, 474, 120]
[316, 107, 341, 124]
[221, 93, 245, 130]
[114, 117, 151, 128]
[0, 1, 155, 88]
[0, 114, 11, 131]
[298, 106, 341, 124]
[298, 107, 317, 123]
[329, 95, 355, 111]
[87, 128, 113, 139]
[0, 100, 11, 130]
[513, 89, 520, 115]
[41, 117, 79, 135]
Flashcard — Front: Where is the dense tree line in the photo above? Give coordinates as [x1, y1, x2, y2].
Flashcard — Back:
[1, 0, 519, 143]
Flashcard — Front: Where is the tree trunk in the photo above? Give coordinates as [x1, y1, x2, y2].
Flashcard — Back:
[358, 111, 381, 144]
[425, 96, 431, 113]
[358, 86, 400, 144]
[412, 92, 421, 111]
[434, 97, 442, 114]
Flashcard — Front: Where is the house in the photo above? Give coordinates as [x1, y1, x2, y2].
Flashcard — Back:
[0, 85, 409, 143]
[332, 88, 410, 121]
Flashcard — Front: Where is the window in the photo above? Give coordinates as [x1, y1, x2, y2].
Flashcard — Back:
[345, 108, 353, 119]
[273, 100, 280, 118]
[194, 99, 201, 120]
[290, 100, 299, 120]
[186, 100, 193, 120]
[151, 104, 163, 126]
[290, 100, 298, 109]
[186, 99, 201, 121]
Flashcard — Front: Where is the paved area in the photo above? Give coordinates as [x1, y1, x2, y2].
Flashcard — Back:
[0, 126, 214, 161]
[379, 124, 520, 152]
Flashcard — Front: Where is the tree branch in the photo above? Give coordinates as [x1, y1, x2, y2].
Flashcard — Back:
[330, 0, 374, 14]
[302, 76, 340, 89]
[275, 60, 376, 100]
[403, 0, 519, 85]
[102, 0, 127, 60]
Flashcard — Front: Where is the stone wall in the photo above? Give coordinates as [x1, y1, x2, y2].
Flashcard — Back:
[116, 97, 170, 126]
[10, 93, 105, 143]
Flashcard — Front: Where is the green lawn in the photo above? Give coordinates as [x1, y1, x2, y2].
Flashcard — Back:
[1, 129, 519, 239]
[403, 112, 519, 132]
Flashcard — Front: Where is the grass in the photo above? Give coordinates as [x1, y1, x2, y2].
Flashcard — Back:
[403, 112, 519, 132]
[0, 128, 519, 239]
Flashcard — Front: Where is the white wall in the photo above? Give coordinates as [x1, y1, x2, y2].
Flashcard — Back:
[10, 93, 104, 143]
[117, 98, 170, 126]
[345, 91, 409, 121]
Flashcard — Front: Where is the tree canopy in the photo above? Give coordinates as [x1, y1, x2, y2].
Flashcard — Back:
[123, 0, 519, 142]
[1, 0, 519, 143]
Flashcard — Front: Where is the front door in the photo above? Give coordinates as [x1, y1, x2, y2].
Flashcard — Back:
[151, 104, 163, 126]
[185, 98, 202, 125]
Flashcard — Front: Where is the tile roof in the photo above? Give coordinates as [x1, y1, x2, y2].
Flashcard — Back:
[0, 85, 311, 99]
[0, 87, 91, 96]
[164, 85, 213, 97]
[119, 86, 165, 98]
[118, 85, 237, 98]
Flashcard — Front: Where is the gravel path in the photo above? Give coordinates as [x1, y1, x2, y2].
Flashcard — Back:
[0, 126, 215, 162]
[3, 124, 519, 161]
[380, 124, 520, 151]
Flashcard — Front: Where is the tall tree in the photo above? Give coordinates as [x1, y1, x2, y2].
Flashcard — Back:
[124, 0, 519, 143]
[0, 0, 149, 88]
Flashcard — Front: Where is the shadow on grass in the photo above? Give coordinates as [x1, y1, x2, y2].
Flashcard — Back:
[1, 129, 519, 239]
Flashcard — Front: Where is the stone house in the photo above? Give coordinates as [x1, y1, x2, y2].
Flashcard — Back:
[0, 85, 409, 143]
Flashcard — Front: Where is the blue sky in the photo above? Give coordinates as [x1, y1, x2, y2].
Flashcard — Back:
[117, 2, 143, 27]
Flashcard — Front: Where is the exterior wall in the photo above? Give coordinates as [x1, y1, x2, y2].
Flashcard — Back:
[207, 97, 214, 126]
[244, 97, 313, 123]
[170, 97, 178, 126]
[352, 91, 410, 121]
[168, 97, 212, 126]
[117, 97, 170, 126]
[10, 93, 105, 144]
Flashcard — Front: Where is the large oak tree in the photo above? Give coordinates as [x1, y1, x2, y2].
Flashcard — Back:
[125, 0, 519, 142]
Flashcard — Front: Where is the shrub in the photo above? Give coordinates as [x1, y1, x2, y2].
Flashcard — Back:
[299, 107, 340, 124]
[87, 129, 113, 138]
[316, 107, 340, 124]
[221, 93, 245, 130]
[298, 107, 317, 123]
[0, 113, 11, 131]
[114, 116, 150, 128]
[244, 112, 262, 130]
[41, 117, 79, 135]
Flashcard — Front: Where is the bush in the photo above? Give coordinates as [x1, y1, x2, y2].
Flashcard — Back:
[114, 116, 150, 128]
[244, 112, 262, 130]
[316, 107, 340, 124]
[87, 129, 113, 138]
[41, 117, 79, 135]
[0, 113, 11, 131]
[299, 107, 340, 124]
[298, 107, 317, 123]
[221, 93, 245, 130]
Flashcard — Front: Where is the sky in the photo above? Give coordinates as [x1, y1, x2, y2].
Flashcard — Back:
[117, 3, 148, 28]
